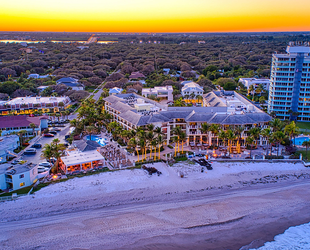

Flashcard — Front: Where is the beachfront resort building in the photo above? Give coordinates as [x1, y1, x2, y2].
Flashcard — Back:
[0, 162, 38, 191]
[0, 96, 71, 116]
[104, 91, 271, 147]
[60, 150, 105, 174]
[142, 86, 173, 101]
[239, 78, 270, 92]
[181, 82, 204, 97]
[268, 42, 310, 121]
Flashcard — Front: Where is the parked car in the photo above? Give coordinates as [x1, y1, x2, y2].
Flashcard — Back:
[24, 148, 36, 155]
[49, 131, 57, 135]
[39, 162, 52, 168]
[22, 142, 30, 146]
[31, 143, 42, 148]
[51, 127, 61, 131]
[11, 159, 24, 165]
[37, 166, 50, 173]
[43, 133, 54, 137]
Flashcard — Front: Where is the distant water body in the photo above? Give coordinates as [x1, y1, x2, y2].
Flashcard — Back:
[0, 40, 117, 44]
[250, 222, 310, 250]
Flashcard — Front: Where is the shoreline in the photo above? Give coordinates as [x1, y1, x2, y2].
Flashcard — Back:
[1, 162, 310, 250]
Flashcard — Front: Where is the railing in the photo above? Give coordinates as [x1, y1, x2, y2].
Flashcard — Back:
[5, 178, 12, 183]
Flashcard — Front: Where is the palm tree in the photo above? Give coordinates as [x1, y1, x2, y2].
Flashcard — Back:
[29, 123, 37, 136]
[179, 131, 187, 154]
[210, 124, 221, 147]
[249, 127, 261, 146]
[256, 84, 265, 95]
[261, 128, 272, 155]
[218, 129, 227, 147]
[86, 125, 96, 140]
[18, 130, 27, 148]
[302, 140, 310, 160]
[151, 138, 158, 160]
[226, 129, 236, 154]
[272, 131, 286, 156]
[147, 131, 155, 158]
[246, 136, 255, 158]
[128, 138, 139, 162]
[234, 126, 244, 147]
[248, 84, 255, 100]
[172, 126, 183, 153]
[284, 121, 299, 146]
[53, 138, 60, 146]
[120, 129, 129, 144]
[270, 118, 284, 132]
[65, 110, 70, 120]
[196, 95, 203, 106]
[157, 135, 164, 160]
[146, 124, 155, 132]
[199, 123, 210, 144]
[58, 102, 65, 111]
[172, 136, 179, 157]
[138, 137, 146, 161]
[41, 144, 54, 163]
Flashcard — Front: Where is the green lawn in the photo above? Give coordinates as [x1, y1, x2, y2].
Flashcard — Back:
[296, 122, 310, 130]
[0, 185, 33, 197]
[297, 150, 310, 162]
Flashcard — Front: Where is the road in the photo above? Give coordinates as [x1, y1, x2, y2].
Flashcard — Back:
[1, 179, 310, 250]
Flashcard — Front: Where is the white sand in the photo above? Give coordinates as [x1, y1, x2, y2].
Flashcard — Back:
[1, 161, 310, 250]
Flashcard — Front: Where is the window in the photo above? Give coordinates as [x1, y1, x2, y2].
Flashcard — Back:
[19, 174, 24, 179]
[20, 182, 25, 187]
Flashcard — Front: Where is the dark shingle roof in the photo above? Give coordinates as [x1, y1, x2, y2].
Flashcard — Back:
[73, 139, 101, 152]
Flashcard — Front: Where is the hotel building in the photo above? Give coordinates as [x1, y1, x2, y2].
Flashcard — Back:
[268, 42, 310, 121]
[104, 91, 271, 146]
[0, 96, 71, 116]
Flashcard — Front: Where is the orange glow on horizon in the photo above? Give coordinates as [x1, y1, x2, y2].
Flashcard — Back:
[1, 0, 310, 33]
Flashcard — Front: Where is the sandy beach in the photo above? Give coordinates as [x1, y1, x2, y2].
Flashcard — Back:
[1, 161, 310, 250]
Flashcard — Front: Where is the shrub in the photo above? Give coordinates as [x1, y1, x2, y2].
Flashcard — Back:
[265, 155, 284, 159]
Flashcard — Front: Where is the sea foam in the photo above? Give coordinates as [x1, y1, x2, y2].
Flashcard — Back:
[252, 222, 310, 250]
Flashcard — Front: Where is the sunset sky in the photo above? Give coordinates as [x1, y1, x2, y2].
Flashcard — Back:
[1, 0, 310, 32]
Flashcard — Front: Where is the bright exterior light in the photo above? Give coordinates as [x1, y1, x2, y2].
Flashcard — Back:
[52, 175, 58, 180]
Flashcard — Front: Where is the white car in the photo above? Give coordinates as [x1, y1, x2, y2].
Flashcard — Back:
[37, 166, 50, 173]
[39, 162, 52, 168]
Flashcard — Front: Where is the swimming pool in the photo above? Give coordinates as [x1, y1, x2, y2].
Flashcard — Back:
[294, 136, 310, 146]
[86, 135, 107, 147]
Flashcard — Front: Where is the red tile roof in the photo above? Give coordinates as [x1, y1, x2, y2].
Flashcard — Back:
[0, 116, 44, 129]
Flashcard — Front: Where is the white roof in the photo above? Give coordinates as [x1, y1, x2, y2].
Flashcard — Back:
[6, 96, 69, 105]
[182, 82, 203, 92]
[109, 87, 123, 93]
[61, 150, 104, 167]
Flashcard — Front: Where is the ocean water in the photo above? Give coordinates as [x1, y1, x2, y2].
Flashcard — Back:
[251, 222, 310, 250]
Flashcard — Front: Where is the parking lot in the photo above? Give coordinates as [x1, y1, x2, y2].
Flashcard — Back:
[20, 124, 71, 165]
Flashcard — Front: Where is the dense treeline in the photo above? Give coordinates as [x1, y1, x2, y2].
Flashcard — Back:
[0, 32, 310, 100]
